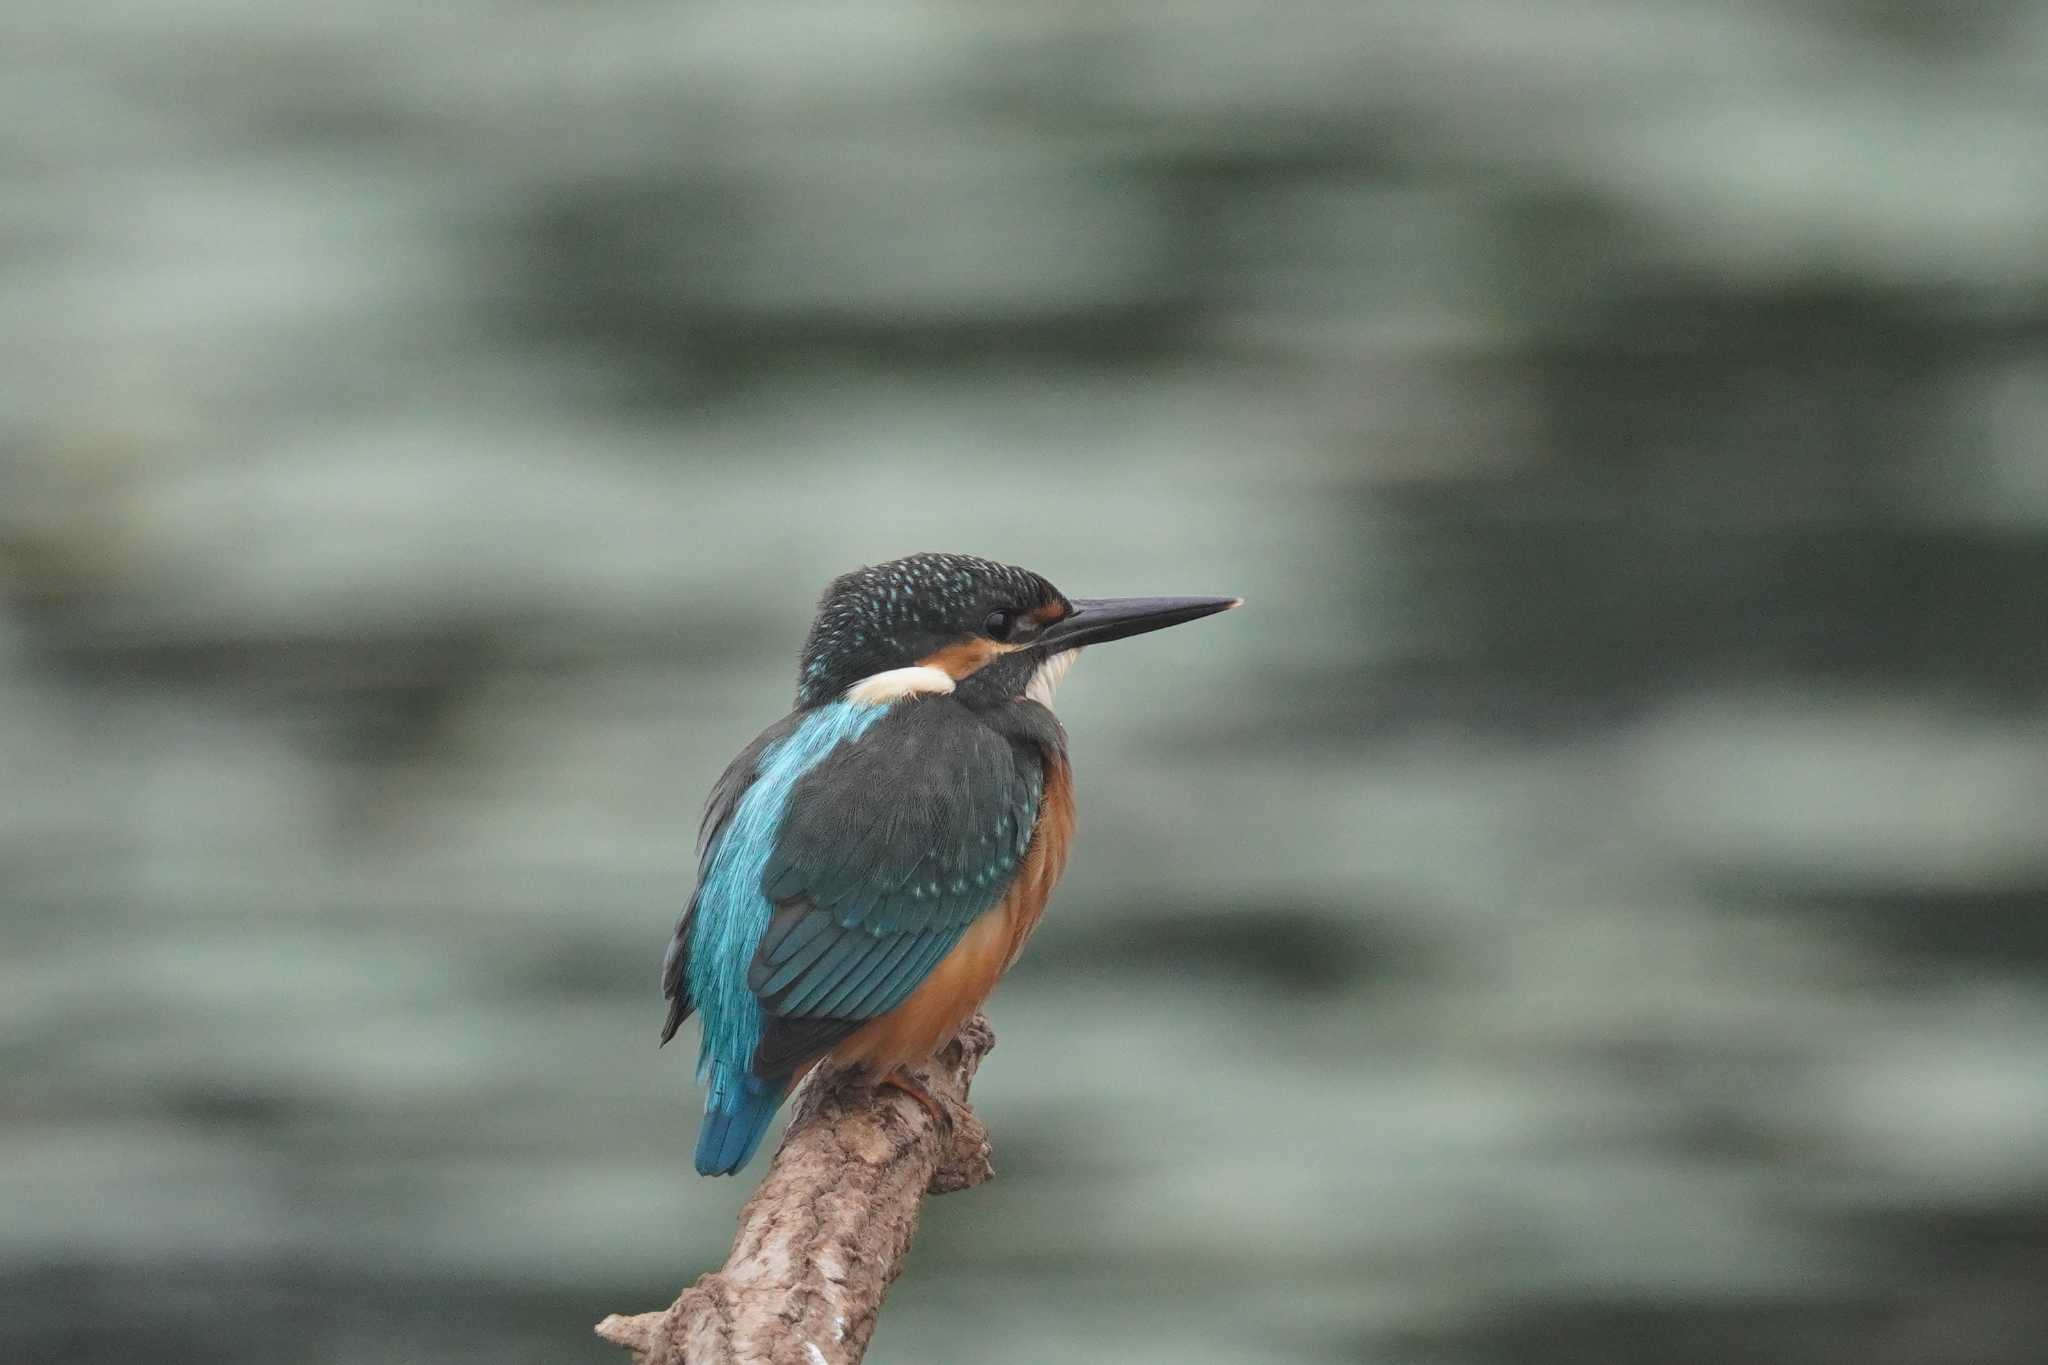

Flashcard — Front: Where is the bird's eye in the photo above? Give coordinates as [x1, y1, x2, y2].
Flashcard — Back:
[984, 609, 1018, 641]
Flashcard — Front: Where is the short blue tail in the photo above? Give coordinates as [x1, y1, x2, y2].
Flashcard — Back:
[695, 1069, 788, 1176]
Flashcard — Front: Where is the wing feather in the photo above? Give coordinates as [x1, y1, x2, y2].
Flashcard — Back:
[747, 701, 1047, 1070]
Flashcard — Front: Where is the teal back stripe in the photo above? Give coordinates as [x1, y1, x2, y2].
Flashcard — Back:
[687, 700, 884, 1079]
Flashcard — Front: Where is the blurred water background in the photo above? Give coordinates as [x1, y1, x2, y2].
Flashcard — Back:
[6, 3, 2048, 1362]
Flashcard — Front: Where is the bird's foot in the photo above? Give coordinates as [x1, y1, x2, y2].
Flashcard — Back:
[876, 1068, 953, 1138]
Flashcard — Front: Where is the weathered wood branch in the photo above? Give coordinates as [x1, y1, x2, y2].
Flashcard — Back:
[596, 1014, 998, 1365]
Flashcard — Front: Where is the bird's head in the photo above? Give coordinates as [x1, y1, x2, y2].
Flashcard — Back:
[795, 552, 1238, 709]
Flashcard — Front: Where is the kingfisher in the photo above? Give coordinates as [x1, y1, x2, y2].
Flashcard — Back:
[659, 551, 1238, 1175]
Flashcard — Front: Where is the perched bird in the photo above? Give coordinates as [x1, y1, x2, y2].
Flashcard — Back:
[660, 552, 1238, 1175]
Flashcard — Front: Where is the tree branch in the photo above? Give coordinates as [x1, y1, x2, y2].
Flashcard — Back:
[597, 1014, 998, 1365]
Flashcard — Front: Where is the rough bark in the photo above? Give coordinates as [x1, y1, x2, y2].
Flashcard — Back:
[596, 1014, 998, 1365]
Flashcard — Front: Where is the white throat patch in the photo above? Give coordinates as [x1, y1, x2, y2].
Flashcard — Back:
[846, 666, 956, 706]
[1024, 649, 1079, 708]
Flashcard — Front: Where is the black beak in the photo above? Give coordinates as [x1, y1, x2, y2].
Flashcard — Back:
[1036, 595, 1241, 653]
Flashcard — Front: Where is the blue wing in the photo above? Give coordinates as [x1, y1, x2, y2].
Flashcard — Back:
[746, 700, 1049, 1074]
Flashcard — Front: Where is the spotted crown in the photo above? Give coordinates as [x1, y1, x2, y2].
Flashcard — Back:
[796, 552, 1062, 706]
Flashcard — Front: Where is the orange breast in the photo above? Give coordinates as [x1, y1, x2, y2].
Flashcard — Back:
[830, 755, 1074, 1075]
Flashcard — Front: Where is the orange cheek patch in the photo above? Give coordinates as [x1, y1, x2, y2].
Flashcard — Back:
[919, 603, 1066, 680]
[919, 638, 1007, 679]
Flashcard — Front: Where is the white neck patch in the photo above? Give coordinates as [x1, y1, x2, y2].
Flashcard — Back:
[1024, 649, 1079, 708]
[845, 665, 956, 706]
